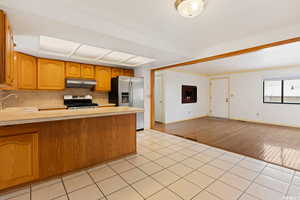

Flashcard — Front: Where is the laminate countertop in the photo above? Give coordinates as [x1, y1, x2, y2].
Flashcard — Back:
[0, 107, 143, 126]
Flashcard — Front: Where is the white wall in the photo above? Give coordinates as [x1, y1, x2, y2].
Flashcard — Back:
[134, 67, 151, 129]
[154, 72, 165, 123]
[211, 67, 300, 127]
[162, 71, 209, 123]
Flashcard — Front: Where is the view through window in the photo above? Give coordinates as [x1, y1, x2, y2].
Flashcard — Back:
[264, 79, 300, 104]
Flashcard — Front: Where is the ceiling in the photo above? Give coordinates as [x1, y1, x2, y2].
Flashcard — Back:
[173, 41, 300, 75]
[1, 0, 300, 68]
[38, 36, 155, 67]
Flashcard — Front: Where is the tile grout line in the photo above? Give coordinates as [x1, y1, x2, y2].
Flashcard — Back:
[236, 163, 268, 200]
[86, 170, 108, 200]
[144, 130, 271, 200]
[188, 153, 247, 200]
[138, 143, 227, 199]
[60, 177, 70, 200]
[130, 130, 298, 198]
[147, 129, 296, 197]
[105, 162, 147, 200]
[285, 169, 296, 197]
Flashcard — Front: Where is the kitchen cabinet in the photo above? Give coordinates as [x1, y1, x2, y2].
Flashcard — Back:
[0, 133, 39, 190]
[81, 64, 94, 79]
[123, 69, 134, 77]
[38, 59, 65, 90]
[66, 62, 81, 78]
[0, 10, 16, 88]
[16, 52, 37, 89]
[111, 68, 123, 78]
[0, 113, 136, 190]
[95, 66, 111, 91]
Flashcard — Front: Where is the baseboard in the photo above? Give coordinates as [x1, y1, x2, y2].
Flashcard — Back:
[230, 117, 300, 129]
[165, 115, 208, 124]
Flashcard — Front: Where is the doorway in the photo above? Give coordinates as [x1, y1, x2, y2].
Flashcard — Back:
[210, 78, 230, 118]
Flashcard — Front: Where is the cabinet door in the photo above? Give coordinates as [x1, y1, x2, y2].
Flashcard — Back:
[81, 64, 94, 79]
[0, 133, 39, 190]
[111, 68, 123, 78]
[123, 69, 134, 77]
[95, 66, 111, 91]
[17, 53, 37, 89]
[38, 59, 65, 90]
[66, 62, 81, 78]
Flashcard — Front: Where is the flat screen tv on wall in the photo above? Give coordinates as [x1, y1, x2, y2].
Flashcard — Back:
[182, 85, 197, 104]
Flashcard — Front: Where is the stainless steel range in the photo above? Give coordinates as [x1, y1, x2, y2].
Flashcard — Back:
[64, 95, 98, 109]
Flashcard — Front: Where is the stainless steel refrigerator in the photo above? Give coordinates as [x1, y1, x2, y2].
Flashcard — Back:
[109, 76, 144, 130]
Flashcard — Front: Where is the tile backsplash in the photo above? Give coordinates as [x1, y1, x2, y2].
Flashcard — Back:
[0, 89, 109, 109]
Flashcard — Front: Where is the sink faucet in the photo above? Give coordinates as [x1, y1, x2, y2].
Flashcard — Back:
[0, 93, 18, 111]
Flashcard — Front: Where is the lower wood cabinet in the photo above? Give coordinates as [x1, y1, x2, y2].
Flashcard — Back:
[37, 59, 65, 90]
[0, 133, 39, 190]
[95, 66, 111, 91]
[16, 52, 37, 89]
[0, 114, 136, 191]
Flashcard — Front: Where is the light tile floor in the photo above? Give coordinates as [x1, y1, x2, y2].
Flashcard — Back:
[1, 129, 300, 200]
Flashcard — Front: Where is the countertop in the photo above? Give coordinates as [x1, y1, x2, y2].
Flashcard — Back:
[0, 106, 143, 126]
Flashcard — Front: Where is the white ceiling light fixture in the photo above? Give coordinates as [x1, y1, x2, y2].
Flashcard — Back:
[175, 0, 205, 18]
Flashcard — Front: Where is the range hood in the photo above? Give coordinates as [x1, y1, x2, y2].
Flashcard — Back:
[66, 78, 96, 89]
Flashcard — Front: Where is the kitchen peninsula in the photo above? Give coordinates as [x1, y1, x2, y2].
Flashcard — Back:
[0, 107, 143, 191]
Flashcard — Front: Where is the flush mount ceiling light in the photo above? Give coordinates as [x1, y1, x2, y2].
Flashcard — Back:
[175, 0, 205, 18]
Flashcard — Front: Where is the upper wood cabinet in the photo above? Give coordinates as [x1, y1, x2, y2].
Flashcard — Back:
[0, 133, 39, 190]
[38, 59, 65, 90]
[16, 52, 37, 89]
[81, 64, 94, 79]
[95, 66, 111, 91]
[0, 10, 16, 88]
[65, 62, 81, 78]
[111, 68, 123, 78]
[123, 69, 134, 77]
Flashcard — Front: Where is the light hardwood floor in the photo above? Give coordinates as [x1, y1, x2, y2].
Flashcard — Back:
[154, 117, 300, 171]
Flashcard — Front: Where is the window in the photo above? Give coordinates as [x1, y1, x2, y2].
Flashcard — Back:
[283, 79, 300, 104]
[263, 80, 282, 103]
[263, 78, 300, 104]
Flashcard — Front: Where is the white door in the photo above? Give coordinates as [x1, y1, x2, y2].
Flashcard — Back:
[210, 78, 229, 118]
[155, 75, 164, 122]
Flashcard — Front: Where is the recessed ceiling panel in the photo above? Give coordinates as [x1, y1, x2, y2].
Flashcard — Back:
[71, 45, 111, 60]
[124, 56, 155, 65]
[100, 51, 135, 63]
[39, 36, 80, 56]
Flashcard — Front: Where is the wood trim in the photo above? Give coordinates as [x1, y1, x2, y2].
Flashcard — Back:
[0, 10, 5, 84]
[165, 115, 208, 124]
[149, 37, 300, 130]
[154, 37, 300, 71]
[230, 117, 300, 129]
